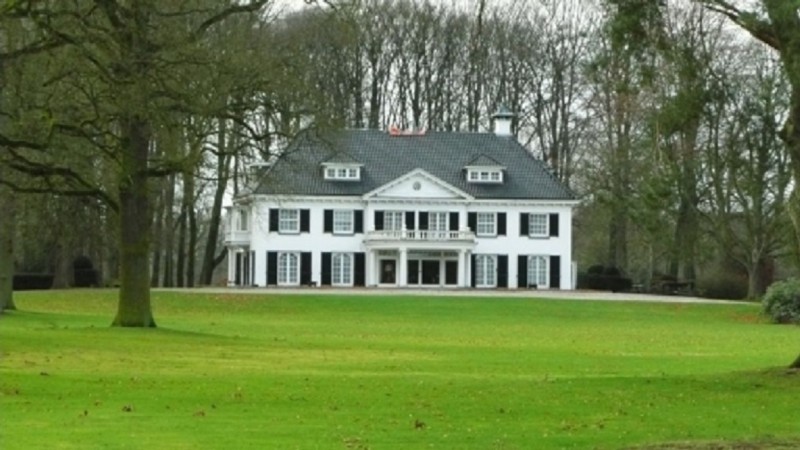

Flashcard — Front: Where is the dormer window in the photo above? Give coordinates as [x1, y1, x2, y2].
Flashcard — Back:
[467, 168, 504, 183]
[323, 164, 361, 181]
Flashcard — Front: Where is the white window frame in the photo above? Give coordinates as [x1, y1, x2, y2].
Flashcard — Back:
[475, 254, 497, 288]
[333, 210, 354, 235]
[476, 212, 496, 237]
[278, 252, 300, 286]
[428, 212, 448, 231]
[279, 209, 300, 234]
[528, 213, 548, 237]
[237, 209, 249, 232]
[331, 252, 353, 286]
[384, 211, 404, 231]
[527, 255, 548, 288]
[324, 165, 361, 181]
[467, 168, 503, 183]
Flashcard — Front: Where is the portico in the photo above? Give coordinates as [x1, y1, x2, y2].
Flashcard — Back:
[364, 229, 475, 287]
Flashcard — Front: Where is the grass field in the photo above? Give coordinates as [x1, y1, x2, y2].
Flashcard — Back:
[1, 290, 799, 449]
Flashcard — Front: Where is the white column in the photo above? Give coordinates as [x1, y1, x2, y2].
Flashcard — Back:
[465, 251, 472, 288]
[227, 248, 235, 286]
[399, 247, 408, 287]
[366, 250, 375, 286]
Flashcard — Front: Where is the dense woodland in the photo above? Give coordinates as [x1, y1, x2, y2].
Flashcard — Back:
[0, 0, 798, 330]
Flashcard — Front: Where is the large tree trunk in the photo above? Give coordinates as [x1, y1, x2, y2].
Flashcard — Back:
[113, 117, 155, 328]
[0, 185, 17, 312]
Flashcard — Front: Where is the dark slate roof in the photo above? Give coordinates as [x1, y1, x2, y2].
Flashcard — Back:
[466, 153, 504, 167]
[252, 129, 575, 200]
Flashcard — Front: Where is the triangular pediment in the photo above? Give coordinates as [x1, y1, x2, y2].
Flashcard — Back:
[363, 169, 473, 200]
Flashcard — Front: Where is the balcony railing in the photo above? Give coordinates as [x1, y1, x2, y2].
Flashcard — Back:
[365, 229, 475, 242]
[224, 229, 251, 246]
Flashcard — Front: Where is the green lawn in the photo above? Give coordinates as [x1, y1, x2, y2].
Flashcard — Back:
[1, 290, 798, 449]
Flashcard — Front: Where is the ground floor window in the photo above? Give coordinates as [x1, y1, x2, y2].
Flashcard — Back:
[527, 255, 548, 288]
[332, 252, 353, 286]
[475, 254, 497, 287]
[278, 252, 300, 285]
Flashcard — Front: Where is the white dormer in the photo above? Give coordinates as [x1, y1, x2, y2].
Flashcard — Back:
[492, 105, 515, 136]
[323, 162, 362, 181]
[465, 154, 505, 184]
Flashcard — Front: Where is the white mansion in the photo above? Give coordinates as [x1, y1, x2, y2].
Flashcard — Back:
[224, 110, 577, 289]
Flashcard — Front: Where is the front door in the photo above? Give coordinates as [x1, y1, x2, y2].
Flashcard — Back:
[422, 260, 440, 285]
[380, 259, 396, 284]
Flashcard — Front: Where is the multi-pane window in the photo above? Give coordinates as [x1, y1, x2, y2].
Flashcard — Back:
[384, 211, 404, 231]
[278, 252, 299, 285]
[333, 210, 354, 234]
[475, 254, 497, 287]
[332, 253, 353, 286]
[527, 255, 548, 288]
[324, 165, 360, 180]
[467, 169, 503, 183]
[279, 209, 300, 233]
[429, 212, 448, 231]
[528, 214, 548, 237]
[476, 213, 496, 236]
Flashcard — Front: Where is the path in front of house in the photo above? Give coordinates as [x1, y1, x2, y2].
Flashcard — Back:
[159, 287, 745, 305]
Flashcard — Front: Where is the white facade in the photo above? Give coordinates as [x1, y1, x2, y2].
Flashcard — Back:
[225, 168, 576, 290]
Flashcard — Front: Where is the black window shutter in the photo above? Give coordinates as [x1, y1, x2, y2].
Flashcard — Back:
[354, 253, 365, 286]
[518, 255, 528, 288]
[375, 211, 384, 231]
[449, 212, 459, 231]
[550, 256, 561, 289]
[520, 213, 529, 236]
[418, 212, 429, 230]
[470, 254, 476, 287]
[550, 213, 559, 237]
[323, 210, 333, 233]
[405, 211, 415, 230]
[321, 253, 331, 285]
[267, 251, 278, 285]
[468, 212, 477, 232]
[235, 253, 242, 285]
[497, 213, 507, 236]
[498, 255, 508, 288]
[269, 208, 279, 232]
[300, 210, 310, 232]
[354, 210, 364, 233]
[250, 251, 256, 286]
[301, 252, 312, 285]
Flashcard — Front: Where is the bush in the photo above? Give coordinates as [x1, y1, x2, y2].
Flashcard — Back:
[577, 265, 632, 293]
[13, 273, 54, 290]
[696, 270, 748, 300]
[762, 278, 800, 324]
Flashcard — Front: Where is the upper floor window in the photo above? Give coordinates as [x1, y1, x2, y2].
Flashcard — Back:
[529, 214, 548, 237]
[279, 209, 300, 233]
[476, 212, 496, 236]
[237, 209, 249, 232]
[333, 210, 354, 234]
[384, 211, 404, 231]
[468, 168, 503, 183]
[428, 212, 448, 231]
[324, 164, 361, 181]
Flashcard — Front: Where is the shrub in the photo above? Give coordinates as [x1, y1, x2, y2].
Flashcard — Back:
[696, 270, 748, 300]
[577, 265, 632, 293]
[13, 273, 54, 290]
[762, 278, 800, 324]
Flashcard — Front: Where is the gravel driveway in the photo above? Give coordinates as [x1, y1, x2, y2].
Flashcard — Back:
[160, 287, 744, 305]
